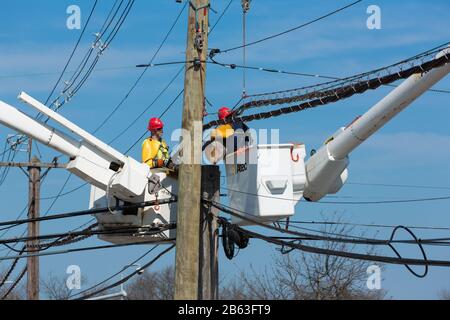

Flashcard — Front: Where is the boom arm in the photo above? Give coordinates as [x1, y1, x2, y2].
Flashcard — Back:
[303, 46, 450, 202]
[0, 94, 152, 203]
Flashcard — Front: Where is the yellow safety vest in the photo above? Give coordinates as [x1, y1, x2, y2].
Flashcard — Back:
[142, 138, 170, 168]
[211, 124, 234, 140]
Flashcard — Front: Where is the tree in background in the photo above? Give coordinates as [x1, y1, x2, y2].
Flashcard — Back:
[25, 213, 388, 300]
[0, 269, 26, 300]
[220, 214, 387, 300]
[122, 214, 387, 300]
[124, 265, 174, 300]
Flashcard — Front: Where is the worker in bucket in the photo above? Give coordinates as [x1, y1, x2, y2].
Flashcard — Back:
[142, 117, 174, 169]
[210, 106, 250, 156]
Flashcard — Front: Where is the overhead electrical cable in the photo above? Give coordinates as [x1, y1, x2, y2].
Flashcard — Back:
[93, 0, 188, 134]
[217, 0, 363, 54]
[44, 0, 99, 105]
[204, 50, 450, 129]
[68, 245, 160, 299]
[221, 186, 450, 205]
[209, 202, 450, 276]
[0, 197, 177, 229]
[206, 200, 450, 246]
[75, 244, 175, 300]
[0, 239, 175, 263]
[1, 266, 26, 300]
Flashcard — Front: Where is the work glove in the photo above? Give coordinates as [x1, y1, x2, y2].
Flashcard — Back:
[153, 158, 174, 169]
[153, 159, 166, 168]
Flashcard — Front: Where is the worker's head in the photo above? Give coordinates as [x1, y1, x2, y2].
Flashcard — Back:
[148, 117, 164, 138]
[218, 107, 232, 120]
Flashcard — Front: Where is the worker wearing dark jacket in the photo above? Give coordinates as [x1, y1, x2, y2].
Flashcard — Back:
[210, 107, 250, 153]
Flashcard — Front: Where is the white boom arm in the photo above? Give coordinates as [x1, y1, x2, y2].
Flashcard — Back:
[0, 94, 151, 203]
[303, 46, 450, 202]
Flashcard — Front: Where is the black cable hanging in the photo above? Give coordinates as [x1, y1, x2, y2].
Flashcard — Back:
[1, 266, 27, 300]
[218, 0, 363, 54]
[74, 244, 175, 300]
[388, 226, 428, 278]
[207, 200, 450, 275]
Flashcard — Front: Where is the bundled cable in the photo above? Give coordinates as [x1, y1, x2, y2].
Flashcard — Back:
[204, 49, 450, 129]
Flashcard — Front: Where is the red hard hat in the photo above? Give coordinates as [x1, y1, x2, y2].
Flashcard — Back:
[218, 107, 232, 120]
[148, 117, 164, 131]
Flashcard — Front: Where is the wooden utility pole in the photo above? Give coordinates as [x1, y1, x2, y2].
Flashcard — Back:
[27, 156, 40, 300]
[199, 165, 220, 300]
[174, 0, 210, 300]
[0, 156, 67, 300]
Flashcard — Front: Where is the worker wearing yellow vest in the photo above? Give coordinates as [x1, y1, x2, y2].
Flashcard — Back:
[142, 117, 173, 169]
[210, 106, 250, 153]
[211, 107, 236, 141]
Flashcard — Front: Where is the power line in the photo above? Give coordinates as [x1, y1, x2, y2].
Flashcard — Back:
[1, 266, 26, 300]
[0, 239, 175, 263]
[0, 197, 177, 230]
[18, 1, 138, 246]
[217, 0, 363, 54]
[0, 0, 136, 167]
[44, 0, 130, 113]
[40, 183, 88, 200]
[0, 65, 140, 80]
[209, 0, 234, 34]
[208, 58, 450, 95]
[76, 244, 175, 300]
[64, 0, 131, 87]
[0, 0, 102, 179]
[44, 0, 99, 105]
[0, 246, 25, 289]
[228, 42, 449, 106]
[123, 0, 235, 154]
[46, 0, 136, 114]
[41, 173, 73, 217]
[211, 202, 450, 272]
[0, 224, 175, 248]
[0, 169, 54, 248]
[207, 200, 450, 246]
[124, 89, 185, 154]
[286, 220, 450, 232]
[40, 2, 188, 203]
[93, 0, 188, 134]
[314, 195, 450, 205]
[108, 66, 185, 145]
[102, 0, 135, 47]
[203, 51, 450, 129]
[68, 245, 160, 299]
[237, 226, 442, 267]
[221, 186, 450, 205]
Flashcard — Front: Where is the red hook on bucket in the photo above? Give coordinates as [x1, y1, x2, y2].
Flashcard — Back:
[290, 145, 299, 163]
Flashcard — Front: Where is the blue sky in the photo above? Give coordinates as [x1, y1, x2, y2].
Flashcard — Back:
[0, 0, 450, 299]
